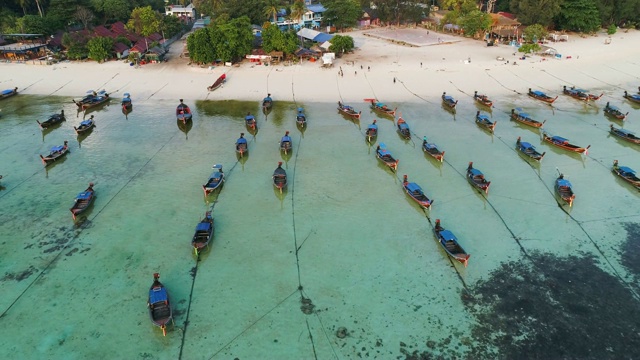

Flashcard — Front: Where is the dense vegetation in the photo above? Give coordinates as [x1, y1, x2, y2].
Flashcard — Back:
[186, 16, 253, 64]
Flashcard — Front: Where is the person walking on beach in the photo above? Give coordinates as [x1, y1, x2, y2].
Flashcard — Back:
[368, 66, 370, 71]
[393, 77, 396, 84]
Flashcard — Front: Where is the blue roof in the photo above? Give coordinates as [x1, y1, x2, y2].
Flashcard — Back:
[557, 179, 572, 187]
[573, 88, 586, 92]
[79, 120, 92, 126]
[552, 136, 568, 142]
[518, 112, 530, 118]
[123, 93, 130, 97]
[607, 104, 620, 111]
[281, 135, 291, 142]
[367, 124, 378, 130]
[76, 191, 92, 200]
[196, 222, 212, 232]
[211, 172, 223, 180]
[477, 115, 490, 121]
[51, 145, 64, 152]
[237, 138, 247, 144]
[444, 96, 454, 101]
[245, 115, 255, 121]
[379, 143, 387, 148]
[297, 107, 304, 112]
[616, 128, 635, 135]
[1, 89, 13, 95]
[406, 182, 422, 193]
[313, 33, 334, 43]
[149, 286, 168, 304]
[399, 123, 409, 130]
[264, 96, 272, 101]
[619, 166, 636, 174]
[425, 143, 438, 149]
[532, 90, 545, 96]
[439, 230, 457, 241]
[470, 169, 483, 176]
[520, 142, 533, 149]
[307, 4, 326, 12]
[378, 149, 390, 156]
[212, 164, 223, 169]
[375, 102, 385, 107]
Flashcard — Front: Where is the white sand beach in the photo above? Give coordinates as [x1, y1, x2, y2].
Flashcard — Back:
[2, 28, 640, 104]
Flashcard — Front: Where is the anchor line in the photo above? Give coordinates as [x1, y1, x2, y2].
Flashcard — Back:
[484, 70, 522, 94]
[178, 261, 199, 360]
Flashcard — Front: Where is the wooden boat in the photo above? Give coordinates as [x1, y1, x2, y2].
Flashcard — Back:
[603, 102, 628, 120]
[434, 219, 470, 267]
[442, 92, 458, 109]
[280, 131, 292, 154]
[74, 115, 95, 134]
[37, 110, 66, 129]
[396, 116, 411, 139]
[273, 161, 287, 193]
[0, 87, 18, 100]
[202, 164, 224, 195]
[236, 133, 248, 157]
[402, 175, 433, 208]
[467, 162, 490, 195]
[147, 273, 173, 336]
[563, 86, 602, 101]
[528, 88, 557, 103]
[207, 74, 226, 91]
[262, 94, 273, 112]
[516, 137, 545, 162]
[40, 141, 69, 166]
[555, 174, 575, 207]
[624, 90, 640, 104]
[191, 211, 214, 256]
[510, 108, 545, 128]
[245, 113, 257, 130]
[376, 143, 399, 171]
[475, 111, 497, 133]
[473, 91, 493, 107]
[612, 160, 640, 188]
[610, 125, 640, 144]
[69, 182, 95, 220]
[121, 93, 132, 111]
[74, 90, 110, 110]
[176, 99, 192, 123]
[422, 136, 444, 163]
[337, 101, 361, 120]
[366, 99, 396, 117]
[542, 132, 590, 154]
[296, 107, 306, 128]
[365, 120, 378, 142]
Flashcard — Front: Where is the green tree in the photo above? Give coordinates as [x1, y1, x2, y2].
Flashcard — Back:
[161, 14, 184, 38]
[263, 0, 279, 24]
[92, 0, 130, 24]
[607, 24, 617, 34]
[328, 34, 355, 55]
[510, 0, 562, 26]
[261, 22, 285, 53]
[323, 0, 362, 30]
[87, 36, 114, 61]
[47, 0, 79, 28]
[460, 10, 492, 36]
[440, 0, 478, 15]
[127, 6, 161, 37]
[554, 0, 601, 32]
[518, 43, 541, 53]
[75, 6, 94, 29]
[523, 23, 547, 42]
[214, 16, 254, 62]
[62, 32, 89, 59]
[187, 27, 215, 64]
[290, 0, 305, 24]
[14, 14, 51, 34]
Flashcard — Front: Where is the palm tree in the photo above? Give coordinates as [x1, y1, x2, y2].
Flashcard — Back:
[264, 0, 280, 25]
[290, 0, 305, 28]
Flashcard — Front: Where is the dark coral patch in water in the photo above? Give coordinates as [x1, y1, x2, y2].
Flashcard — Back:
[404, 252, 640, 359]
[2, 265, 37, 282]
[622, 222, 640, 278]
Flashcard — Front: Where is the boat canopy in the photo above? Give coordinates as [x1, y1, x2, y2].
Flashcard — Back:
[77, 191, 92, 200]
[618, 166, 636, 174]
[51, 145, 65, 152]
[196, 222, 212, 232]
[79, 120, 92, 126]
[424, 143, 438, 150]
[518, 112, 530, 118]
[477, 114, 490, 121]
[264, 96, 272, 102]
[367, 123, 378, 130]
[406, 182, 422, 193]
[443, 95, 454, 101]
[531, 90, 546, 96]
[1, 89, 13, 95]
[236, 137, 247, 144]
[399, 123, 409, 129]
[616, 128, 634, 135]
[557, 179, 572, 187]
[149, 286, 168, 304]
[375, 102, 384, 107]
[469, 168, 483, 176]
[519, 142, 533, 149]
[607, 104, 620, 111]
[551, 136, 569, 143]
[245, 115, 255, 121]
[573, 88, 587, 93]
[281, 135, 291, 142]
[211, 172, 223, 180]
[439, 230, 457, 241]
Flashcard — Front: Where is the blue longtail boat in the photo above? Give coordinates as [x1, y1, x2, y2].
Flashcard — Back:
[467, 162, 490, 195]
[555, 173, 575, 207]
[422, 136, 445, 163]
[147, 273, 173, 336]
[365, 120, 378, 142]
[280, 131, 292, 154]
[516, 137, 545, 162]
[475, 111, 497, 133]
[402, 175, 433, 209]
[236, 133, 248, 157]
[376, 143, 399, 171]
[70, 182, 95, 220]
[192, 211, 214, 256]
[202, 164, 224, 195]
[434, 219, 470, 267]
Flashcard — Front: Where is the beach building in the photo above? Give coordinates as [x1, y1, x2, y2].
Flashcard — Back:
[0, 34, 47, 61]
[165, 3, 196, 21]
[489, 13, 521, 40]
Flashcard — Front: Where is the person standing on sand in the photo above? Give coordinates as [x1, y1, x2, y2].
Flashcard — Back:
[393, 77, 396, 84]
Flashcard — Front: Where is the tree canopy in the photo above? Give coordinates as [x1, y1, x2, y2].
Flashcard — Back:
[87, 36, 114, 62]
[127, 6, 161, 37]
[322, 0, 362, 30]
[187, 16, 254, 64]
[328, 34, 355, 55]
[460, 10, 492, 36]
[510, 0, 562, 27]
[555, 0, 601, 32]
[261, 23, 298, 56]
[523, 24, 547, 42]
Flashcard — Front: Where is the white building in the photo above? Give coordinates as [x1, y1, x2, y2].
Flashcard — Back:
[165, 4, 196, 20]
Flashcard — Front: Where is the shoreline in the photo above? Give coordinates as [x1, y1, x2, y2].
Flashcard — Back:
[1, 28, 639, 106]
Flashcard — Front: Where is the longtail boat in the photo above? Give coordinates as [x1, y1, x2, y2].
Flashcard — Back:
[609, 125, 640, 144]
[473, 91, 493, 107]
[612, 160, 640, 188]
[555, 174, 575, 207]
[121, 93, 132, 112]
[365, 120, 378, 142]
[603, 102, 628, 121]
[70, 182, 95, 220]
[40, 141, 69, 166]
[402, 175, 433, 209]
[542, 132, 590, 154]
[207, 73, 226, 91]
[280, 131, 292, 154]
[262, 94, 273, 112]
[0, 87, 18, 100]
[37, 110, 66, 129]
[442, 92, 458, 109]
[74, 115, 95, 134]
[296, 107, 306, 128]
[176, 99, 192, 123]
[202, 164, 224, 195]
[376, 143, 399, 171]
[434, 219, 470, 267]
[337, 101, 361, 120]
[192, 211, 214, 256]
[396, 116, 411, 139]
[245, 113, 257, 130]
[475, 111, 497, 133]
[147, 273, 173, 336]
[366, 99, 396, 117]
[235, 133, 248, 157]
[516, 137, 545, 162]
[467, 162, 490, 195]
[528, 88, 557, 103]
[422, 136, 444, 163]
[74, 90, 110, 110]
[273, 161, 287, 193]
[563, 86, 602, 101]
[510, 109, 545, 128]
[624, 90, 640, 104]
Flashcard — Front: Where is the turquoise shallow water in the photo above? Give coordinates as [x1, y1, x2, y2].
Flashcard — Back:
[0, 85, 639, 359]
